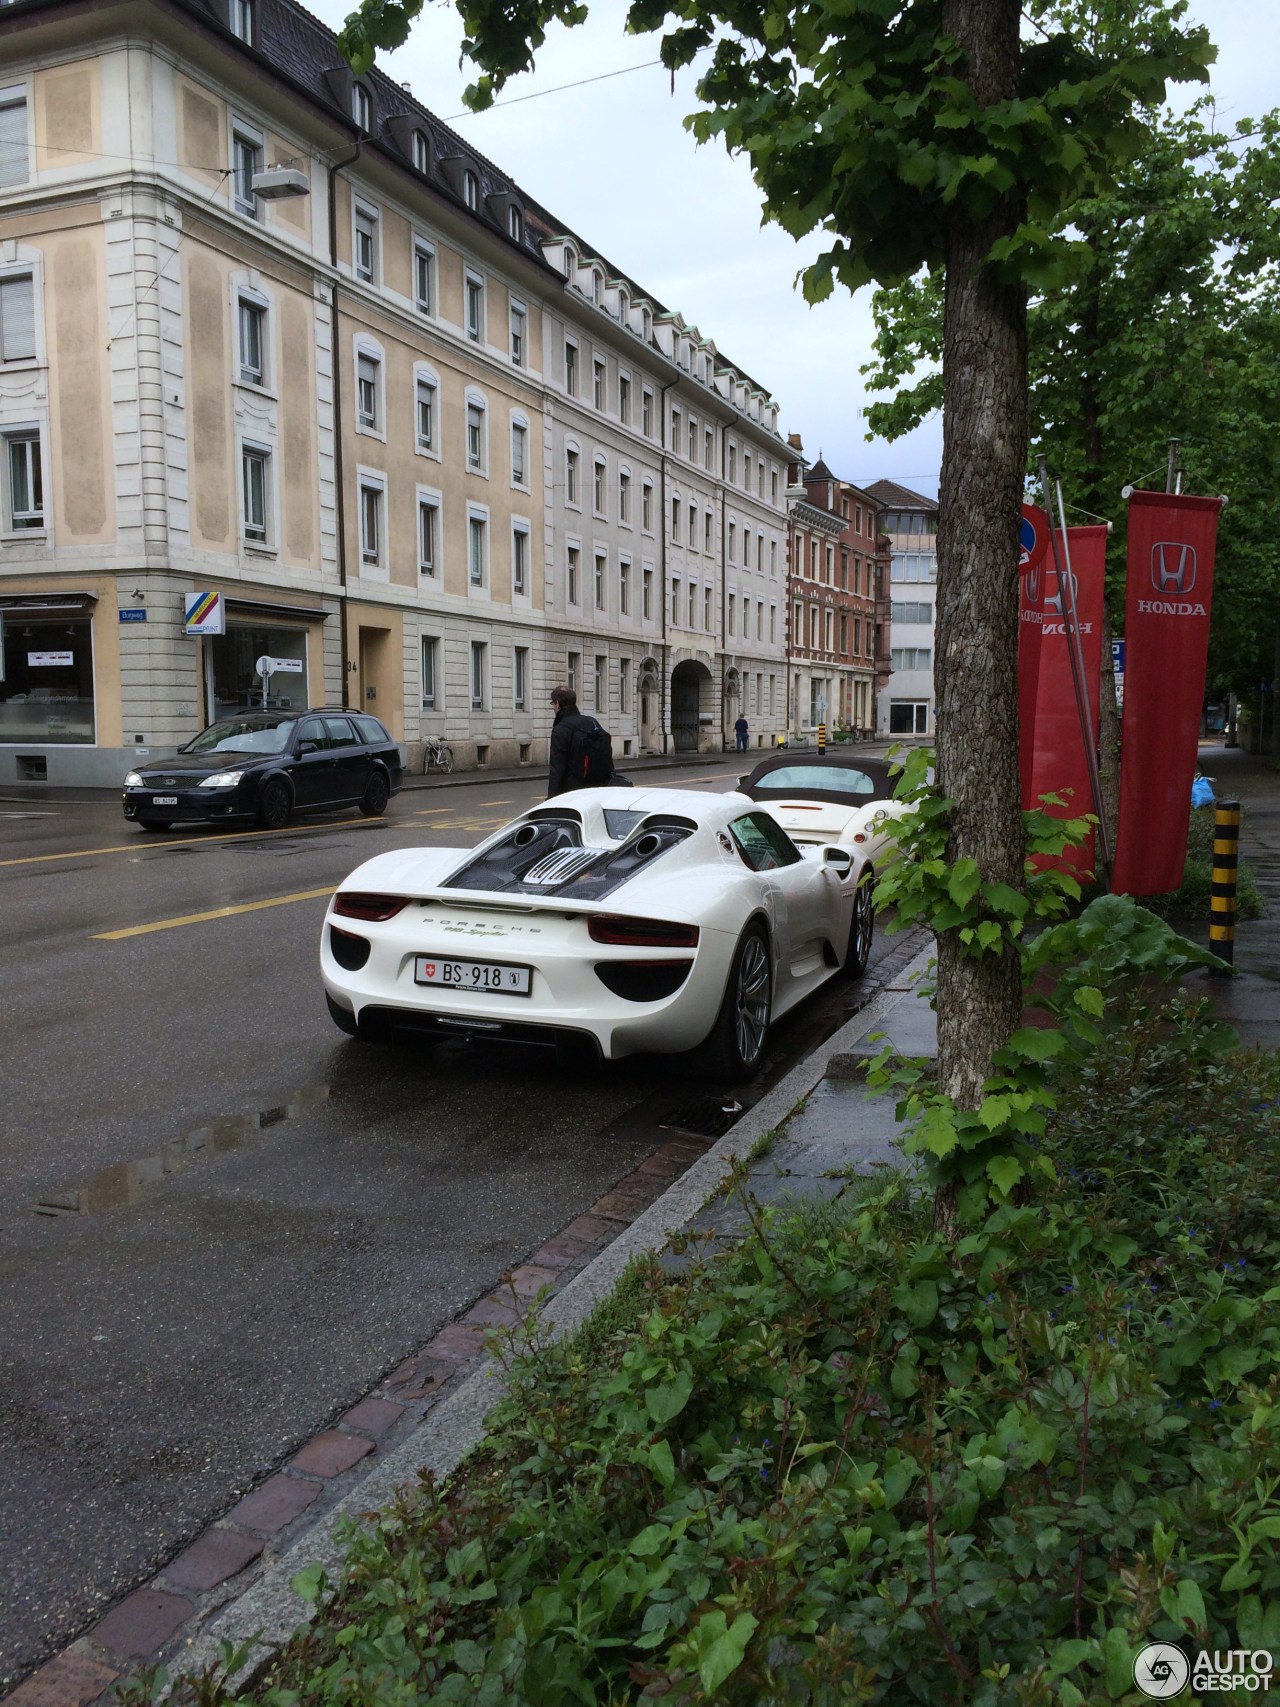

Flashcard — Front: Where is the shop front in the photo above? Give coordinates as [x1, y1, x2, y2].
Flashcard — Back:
[197, 598, 329, 724]
[0, 594, 99, 770]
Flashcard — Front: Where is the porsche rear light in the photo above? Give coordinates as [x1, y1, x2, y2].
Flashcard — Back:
[587, 915, 699, 947]
[334, 892, 409, 922]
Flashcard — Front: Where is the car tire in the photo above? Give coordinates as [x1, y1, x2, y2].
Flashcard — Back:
[359, 771, 390, 817]
[139, 820, 173, 833]
[697, 923, 772, 1083]
[843, 871, 875, 977]
[257, 777, 292, 830]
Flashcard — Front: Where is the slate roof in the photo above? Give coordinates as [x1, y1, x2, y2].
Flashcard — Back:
[862, 478, 938, 511]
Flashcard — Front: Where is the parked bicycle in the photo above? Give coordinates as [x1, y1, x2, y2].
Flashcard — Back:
[422, 736, 454, 774]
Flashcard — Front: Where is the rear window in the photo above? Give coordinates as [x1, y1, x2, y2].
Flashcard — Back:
[352, 714, 389, 744]
[753, 764, 878, 797]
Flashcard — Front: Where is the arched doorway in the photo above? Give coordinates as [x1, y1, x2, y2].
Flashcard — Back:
[638, 657, 660, 753]
[671, 658, 712, 752]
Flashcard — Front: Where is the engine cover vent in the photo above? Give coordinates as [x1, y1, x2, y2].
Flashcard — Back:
[521, 846, 605, 886]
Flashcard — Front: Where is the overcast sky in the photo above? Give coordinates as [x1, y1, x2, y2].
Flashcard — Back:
[305, 0, 1277, 500]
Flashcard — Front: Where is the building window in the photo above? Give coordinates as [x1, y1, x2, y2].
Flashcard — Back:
[354, 204, 378, 283]
[687, 581, 696, 627]
[641, 481, 653, 532]
[512, 524, 529, 596]
[704, 585, 712, 631]
[415, 374, 437, 453]
[468, 511, 487, 586]
[0, 273, 34, 362]
[230, 0, 254, 43]
[237, 297, 266, 386]
[567, 544, 580, 605]
[352, 84, 372, 129]
[470, 640, 487, 708]
[413, 240, 434, 314]
[744, 452, 752, 492]
[356, 350, 381, 431]
[891, 646, 933, 671]
[594, 654, 606, 711]
[593, 359, 606, 411]
[232, 130, 262, 217]
[890, 700, 930, 735]
[567, 650, 580, 694]
[619, 656, 631, 713]
[508, 205, 523, 242]
[727, 442, 736, 484]
[727, 592, 736, 636]
[619, 374, 630, 424]
[359, 479, 382, 566]
[619, 470, 630, 523]
[891, 600, 934, 624]
[686, 502, 696, 546]
[412, 129, 429, 171]
[594, 551, 606, 610]
[770, 605, 777, 642]
[466, 397, 487, 472]
[642, 565, 653, 620]
[463, 169, 479, 211]
[509, 299, 526, 367]
[771, 468, 779, 504]
[5, 431, 43, 530]
[770, 539, 777, 576]
[564, 339, 578, 395]
[727, 521, 736, 562]
[566, 447, 579, 505]
[671, 495, 680, 542]
[511, 419, 528, 486]
[642, 388, 653, 437]
[671, 407, 681, 452]
[238, 443, 269, 544]
[687, 417, 696, 461]
[825, 609, 835, 651]
[744, 529, 751, 568]
[514, 645, 529, 709]
[593, 457, 606, 516]
[421, 636, 439, 707]
[704, 427, 712, 470]
[671, 578, 680, 625]
[464, 270, 484, 343]
[620, 558, 630, 614]
[418, 494, 439, 576]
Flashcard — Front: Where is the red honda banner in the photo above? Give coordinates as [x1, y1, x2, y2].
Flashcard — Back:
[1017, 503, 1053, 804]
[1111, 490, 1222, 896]
[1024, 526, 1107, 874]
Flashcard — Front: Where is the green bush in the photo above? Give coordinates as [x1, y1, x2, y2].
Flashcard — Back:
[154, 999, 1280, 1707]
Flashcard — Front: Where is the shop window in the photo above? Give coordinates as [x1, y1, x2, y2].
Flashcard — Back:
[0, 616, 95, 743]
[209, 625, 308, 719]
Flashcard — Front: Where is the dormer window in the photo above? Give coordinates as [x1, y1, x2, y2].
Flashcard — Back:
[230, 0, 254, 44]
[412, 129, 428, 172]
[508, 205, 522, 241]
[562, 248, 573, 278]
[352, 84, 371, 130]
[463, 170, 479, 211]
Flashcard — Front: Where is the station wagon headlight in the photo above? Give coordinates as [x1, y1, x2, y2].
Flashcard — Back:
[124, 771, 143, 787]
[199, 770, 244, 788]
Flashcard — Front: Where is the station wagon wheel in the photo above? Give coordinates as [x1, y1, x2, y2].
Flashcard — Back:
[257, 777, 292, 830]
[843, 871, 875, 977]
[697, 924, 772, 1083]
[359, 771, 390, 817]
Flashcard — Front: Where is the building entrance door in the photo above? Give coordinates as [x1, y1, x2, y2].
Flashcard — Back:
[671, 661, 703, 752]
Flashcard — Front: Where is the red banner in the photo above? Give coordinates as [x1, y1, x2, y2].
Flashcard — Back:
[1111, 490, 1222, 896]
[1018, 503, 1053, 804]
[1024, 526, 1107, 874]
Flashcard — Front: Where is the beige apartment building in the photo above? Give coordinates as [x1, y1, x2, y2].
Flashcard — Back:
[0, 0, 792, 786]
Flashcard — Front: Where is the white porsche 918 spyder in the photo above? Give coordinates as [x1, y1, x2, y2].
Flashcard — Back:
[737, 753, 912, 866]
[320, 786, 875, 1081]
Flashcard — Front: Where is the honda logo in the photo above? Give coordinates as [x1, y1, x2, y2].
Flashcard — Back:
[1151, 541, 1196, 596]
[1044, 568, 1077, 618]
[1021, 561, 1043, 608]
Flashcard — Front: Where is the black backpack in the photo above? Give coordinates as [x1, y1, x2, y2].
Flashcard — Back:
[570, 717, 614, 786]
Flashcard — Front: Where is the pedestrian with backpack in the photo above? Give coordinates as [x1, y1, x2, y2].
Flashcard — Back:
[547, 685, 615, 795]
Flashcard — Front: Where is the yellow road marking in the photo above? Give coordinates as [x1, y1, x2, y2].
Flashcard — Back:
[0, 815, 377, 870]
[93, 886, 337, 940]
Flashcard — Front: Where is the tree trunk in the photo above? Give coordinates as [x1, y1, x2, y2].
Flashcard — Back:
[935, 0, 1028, 1122]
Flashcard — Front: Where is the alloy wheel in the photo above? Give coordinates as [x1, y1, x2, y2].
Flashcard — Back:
[734, 934, 771, 1068]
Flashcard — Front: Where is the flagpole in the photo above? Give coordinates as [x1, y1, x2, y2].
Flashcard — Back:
[1038, 457, 1112, 871]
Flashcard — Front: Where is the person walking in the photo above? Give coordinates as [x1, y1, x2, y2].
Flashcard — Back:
[547, 685, 614, 796]
[734, 713, 750, 753]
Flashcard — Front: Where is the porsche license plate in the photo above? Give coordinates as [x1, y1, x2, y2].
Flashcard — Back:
[415, 956, 531, 995]
[151, 796, 179, 806]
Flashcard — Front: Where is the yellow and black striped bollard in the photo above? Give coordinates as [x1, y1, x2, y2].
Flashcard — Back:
[817, 722, 827, 756]
[1209, 798, 1241, 972]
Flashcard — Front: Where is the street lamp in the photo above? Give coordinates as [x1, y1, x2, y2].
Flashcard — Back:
[250, 167, 310, 200]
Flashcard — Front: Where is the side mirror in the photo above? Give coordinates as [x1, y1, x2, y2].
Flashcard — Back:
[821, 846, 854, 875]
[297, 740, 319, 756]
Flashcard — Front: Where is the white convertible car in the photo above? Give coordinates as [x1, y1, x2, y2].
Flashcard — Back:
[321, 786, 875, 1080]
[737, 753, 911, 866]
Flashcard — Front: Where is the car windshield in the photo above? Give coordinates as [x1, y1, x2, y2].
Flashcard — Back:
[181, 718, 297, 755]
[753, 764, 878, 797]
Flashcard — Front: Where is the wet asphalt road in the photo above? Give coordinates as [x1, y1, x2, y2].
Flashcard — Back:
[0, 762, 899, 1687]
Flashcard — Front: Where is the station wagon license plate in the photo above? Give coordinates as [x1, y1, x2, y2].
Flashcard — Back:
[151, 796, 178, 806]
[414, 956, 531, 996]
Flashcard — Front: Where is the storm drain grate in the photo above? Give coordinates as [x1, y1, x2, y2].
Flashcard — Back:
[659, 1097, 745, 1140]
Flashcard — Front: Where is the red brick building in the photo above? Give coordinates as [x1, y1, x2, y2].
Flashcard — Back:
[785, 442, 891, 738]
